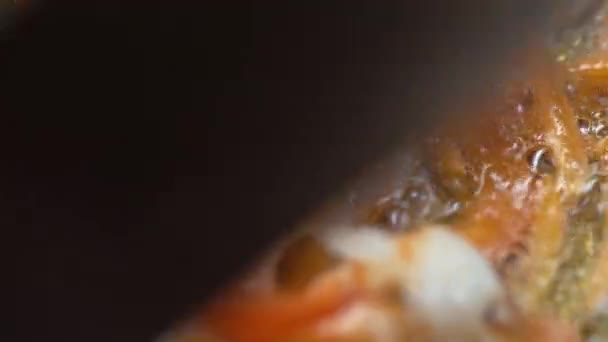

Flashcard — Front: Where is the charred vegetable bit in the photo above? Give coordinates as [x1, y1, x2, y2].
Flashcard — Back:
[581, 312, 608, 341]
[275, 235, 338, 292]
[543, 170, 605, 323]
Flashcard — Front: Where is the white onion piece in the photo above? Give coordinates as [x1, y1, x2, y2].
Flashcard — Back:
[406, 227, 508, 340]
[320, 225, 396, 263]
[320, 225, 511, 341]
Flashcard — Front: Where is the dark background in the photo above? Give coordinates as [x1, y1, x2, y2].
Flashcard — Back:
[10, 1, 572, 341]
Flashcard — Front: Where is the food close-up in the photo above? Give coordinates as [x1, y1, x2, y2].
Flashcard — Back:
[161, 5, 608, 342]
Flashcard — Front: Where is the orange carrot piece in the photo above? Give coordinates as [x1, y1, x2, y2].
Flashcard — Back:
[203, 281, 358, 342]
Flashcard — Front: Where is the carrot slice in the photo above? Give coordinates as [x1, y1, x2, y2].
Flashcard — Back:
[202, 281, 358, 342]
